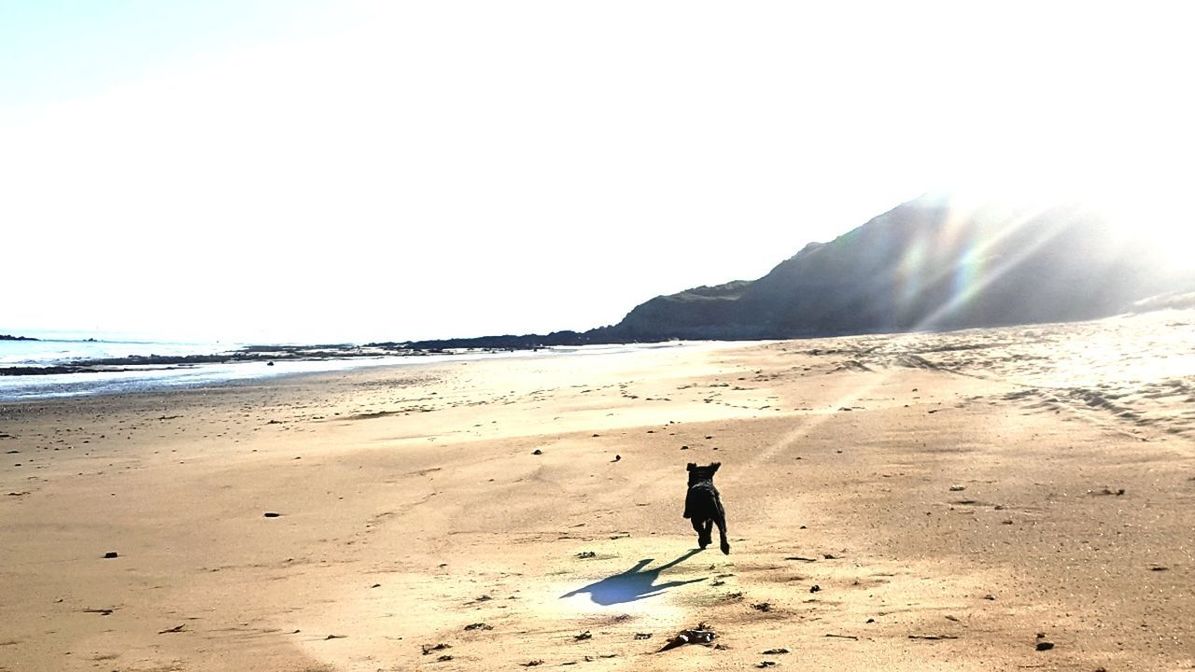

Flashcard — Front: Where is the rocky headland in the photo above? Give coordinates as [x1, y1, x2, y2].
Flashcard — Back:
[407, 194, 1195, 349]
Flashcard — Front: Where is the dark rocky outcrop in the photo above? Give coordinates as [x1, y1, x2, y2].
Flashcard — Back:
[401, 329, 618, 351]
[0, 334, 39, 341]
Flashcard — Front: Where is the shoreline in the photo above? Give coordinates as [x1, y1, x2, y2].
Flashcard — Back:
[0, 341, 722, 402]
[0, 342, 435, 376]
[6, 306, 1187, 380]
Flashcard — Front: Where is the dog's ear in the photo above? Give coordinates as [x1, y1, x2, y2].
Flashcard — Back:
[710, 462, 721, 472]
[686, 463, 696, 471]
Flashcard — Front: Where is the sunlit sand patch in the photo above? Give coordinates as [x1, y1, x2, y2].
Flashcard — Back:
[754, 310, 1195, 439]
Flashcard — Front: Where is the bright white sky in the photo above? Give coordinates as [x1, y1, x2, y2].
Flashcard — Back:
[2, 1, 1192, 343]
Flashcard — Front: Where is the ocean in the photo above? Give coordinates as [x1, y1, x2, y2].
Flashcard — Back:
[0, 336, 233, 367]
[0, 335, 693, 401]
[0, 333, 437, 401]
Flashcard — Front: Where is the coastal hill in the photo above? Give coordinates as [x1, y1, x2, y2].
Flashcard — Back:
[406, 194, 1195, 349]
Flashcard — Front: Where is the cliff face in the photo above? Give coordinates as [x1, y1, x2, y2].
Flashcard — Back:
[609, 195, 1187, 340]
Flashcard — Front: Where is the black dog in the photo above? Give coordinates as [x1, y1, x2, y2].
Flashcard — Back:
[683, 462, 730, 554]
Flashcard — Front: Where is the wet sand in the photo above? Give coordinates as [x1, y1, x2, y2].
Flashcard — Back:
[1, 312, 1193, 671]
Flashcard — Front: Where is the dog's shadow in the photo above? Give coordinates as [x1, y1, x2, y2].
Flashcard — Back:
[560, 548, 707, 606]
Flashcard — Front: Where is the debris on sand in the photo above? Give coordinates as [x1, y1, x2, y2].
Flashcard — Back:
[575, 551, 596, 559]
[574, 630, 592, 641]
[657, 623, 717, 652]
[751, 602, 772, 612]
[263, 512, 281, 518]
[908, 634, 958, 641]
[520, 660, 544, 667]
[103, 551, 119, 559]
[157, 624, 186, 634]
[949, 485, 966, 492]
[634, 632, 652, 640]
[809, 585, 821, 593]
[464, 622, 493, 631]
[762, 647, 790, 654]
[421, 643, 451, 655]
[757, 661, 777, 668]
[532, 449, 543, 455]
[1035, 641, 1054, 651]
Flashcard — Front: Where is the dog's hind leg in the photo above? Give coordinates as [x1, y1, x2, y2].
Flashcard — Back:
[714, 514, 730, 555]
[701, 519, 714, 548]
[691, 518, 708, 549]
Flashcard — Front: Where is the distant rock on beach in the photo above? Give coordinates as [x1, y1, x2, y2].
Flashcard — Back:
[0, 334, 39, 341]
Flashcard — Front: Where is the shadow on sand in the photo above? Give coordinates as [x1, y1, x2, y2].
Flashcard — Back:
[560, 548, 707, 606]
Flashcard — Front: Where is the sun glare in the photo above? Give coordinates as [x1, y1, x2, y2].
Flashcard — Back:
[1087, 193, 1192, 274]
[948, 175, 1192, 275]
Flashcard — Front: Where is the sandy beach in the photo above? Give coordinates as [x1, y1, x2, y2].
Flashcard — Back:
[2, 312, 1193, 672]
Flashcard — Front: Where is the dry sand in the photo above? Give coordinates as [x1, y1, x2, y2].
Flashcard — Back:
[2, 311, 1194, 671]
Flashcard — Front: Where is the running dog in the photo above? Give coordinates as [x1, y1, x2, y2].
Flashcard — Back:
[683, 462, 730, 554]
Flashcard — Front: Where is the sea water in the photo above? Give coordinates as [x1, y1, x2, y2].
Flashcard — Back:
[0, 336, 231, 367]
[0, 333, 425, 400]
[0, 334, 694, 401]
